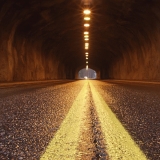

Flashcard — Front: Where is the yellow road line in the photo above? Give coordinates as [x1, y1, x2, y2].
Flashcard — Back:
[89, 81, 147, 160]
[40, 82, 88, 160]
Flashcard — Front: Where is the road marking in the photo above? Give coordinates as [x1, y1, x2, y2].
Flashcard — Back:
[89, 81, 147, 160]
[40, 82, 88, 160]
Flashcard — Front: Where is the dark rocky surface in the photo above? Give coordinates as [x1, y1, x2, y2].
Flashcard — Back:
[92, 80, 160, 160]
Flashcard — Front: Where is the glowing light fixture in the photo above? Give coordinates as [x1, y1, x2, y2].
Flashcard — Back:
[84, 17, 90, 21]
[84, 24, 90, 27]
[83, 9, 91, 68]
[85, 43, 89, 46]
[84, 9, 91, 15]
[84, 31, 89, 34]
[85, 45, 89, 49]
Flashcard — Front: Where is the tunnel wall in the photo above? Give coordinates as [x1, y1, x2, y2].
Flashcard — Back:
[108, 39, 160, 80]
[0, 2, 67, 82]
[0, 31, 66, 82]
[1, 0, 160, 82]
[107, 2, 160, 81]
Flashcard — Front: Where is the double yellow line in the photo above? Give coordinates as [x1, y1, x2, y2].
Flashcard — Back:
[41, 81, 147, 160]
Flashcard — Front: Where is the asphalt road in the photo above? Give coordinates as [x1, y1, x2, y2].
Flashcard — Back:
[0, 80, 160, 160]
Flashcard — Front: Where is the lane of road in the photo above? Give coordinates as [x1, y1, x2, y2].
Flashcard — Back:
[0, 81, 85, 159]
[1, 80, 159, 159]
[90, 82, 146, 160]
[41, 81, 147, 159]
[0, 80, 75, 98]
[91, 80, 160, 160]
[40, 82, 88, 160]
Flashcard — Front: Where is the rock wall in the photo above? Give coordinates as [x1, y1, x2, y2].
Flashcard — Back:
[1, 0, 160, 82]
[107, 1, 160, 81]
[0, 29, 66, 82]
[0, 1, 68, 82]
[108, 32, 160, 80]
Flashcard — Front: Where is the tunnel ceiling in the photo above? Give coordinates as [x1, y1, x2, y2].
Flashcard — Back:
[0, 0, 160, 77]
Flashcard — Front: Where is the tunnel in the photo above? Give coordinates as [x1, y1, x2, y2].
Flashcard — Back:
[78, 68, 97, 79]
[1, 0, 160, 160]
[0, 0, 160, 82]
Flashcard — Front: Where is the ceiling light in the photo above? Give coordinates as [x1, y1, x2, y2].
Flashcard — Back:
[84, 17, 90, 20]
[84, 9, 91, 15]
[85, 43, 89, 47]
[84, 31, 89, 34]
[84, 24, 90, 27]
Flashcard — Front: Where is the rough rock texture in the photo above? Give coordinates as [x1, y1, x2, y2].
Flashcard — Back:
[0, 0, 160, 81]
[100, 0, 160, 80]
[0, 0, 80, 82]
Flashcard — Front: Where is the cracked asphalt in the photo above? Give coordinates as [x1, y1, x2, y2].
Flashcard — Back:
[0, 80, 160, 160]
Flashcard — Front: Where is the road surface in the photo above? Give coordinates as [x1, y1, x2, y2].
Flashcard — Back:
[0, 80, 160, 159]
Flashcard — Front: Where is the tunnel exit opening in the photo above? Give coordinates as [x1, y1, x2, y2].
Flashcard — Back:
[78, 68, 97, 79]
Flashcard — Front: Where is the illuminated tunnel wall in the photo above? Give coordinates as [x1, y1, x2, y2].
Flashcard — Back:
[0, 0, 160, 82]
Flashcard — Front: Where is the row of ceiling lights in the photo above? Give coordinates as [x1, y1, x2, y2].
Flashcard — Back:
[83, 9, 91, 70]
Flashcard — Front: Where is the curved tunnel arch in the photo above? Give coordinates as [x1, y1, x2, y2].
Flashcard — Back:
[0, 0, 160, 81]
